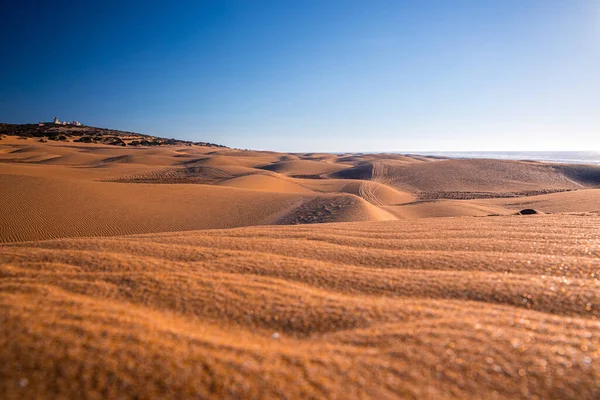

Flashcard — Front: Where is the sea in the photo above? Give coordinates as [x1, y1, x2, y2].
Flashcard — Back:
[410, 151, 600, 165]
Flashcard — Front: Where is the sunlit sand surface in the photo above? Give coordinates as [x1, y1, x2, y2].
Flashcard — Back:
[1, 137, 599, 398]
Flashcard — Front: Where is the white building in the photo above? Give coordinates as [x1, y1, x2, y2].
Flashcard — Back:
[52, 117, 82, 126]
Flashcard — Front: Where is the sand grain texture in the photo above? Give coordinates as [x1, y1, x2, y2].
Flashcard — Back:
[1, 216, 600, 399]
[1, 139, 600, 399]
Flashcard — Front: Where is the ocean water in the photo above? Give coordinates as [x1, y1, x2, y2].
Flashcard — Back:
[411, 151, 600, 165]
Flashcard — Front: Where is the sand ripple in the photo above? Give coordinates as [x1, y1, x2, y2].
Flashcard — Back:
[1, 215, 599, 399]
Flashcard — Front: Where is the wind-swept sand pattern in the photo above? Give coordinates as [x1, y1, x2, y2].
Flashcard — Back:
[1, 215, 599, 399]
[1, 137, 600, 398]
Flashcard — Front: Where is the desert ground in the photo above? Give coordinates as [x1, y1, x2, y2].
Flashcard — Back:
[1, 136, 599, 399]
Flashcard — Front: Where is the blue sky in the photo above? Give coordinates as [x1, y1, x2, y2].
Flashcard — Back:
[1, 0, 598, 151]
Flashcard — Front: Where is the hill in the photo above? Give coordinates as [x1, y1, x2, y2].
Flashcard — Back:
[0, 122, 226, 148]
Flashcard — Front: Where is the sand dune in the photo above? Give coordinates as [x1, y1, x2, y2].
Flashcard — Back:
[1, 215, 599, 399]
[2, 139, 600, 241]
[258, 159, 349, 176]
[335, 180, 415, 205]
[217, 174, 314, 193]
[296, 152, 340, 162]
[0, 173, 305, 242]
[181, 154, 275, 168]
[334, 158, 595, 194]
[2, 138, 600, 399]
[276, 193, 397, 224]
[3, 138, 600, 234]
[485, 189, 600, 214]
[0, 173, 392, 243]
[383, 199, 510, 218]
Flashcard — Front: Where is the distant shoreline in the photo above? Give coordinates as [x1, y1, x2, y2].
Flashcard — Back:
[407, 151, 600, 165]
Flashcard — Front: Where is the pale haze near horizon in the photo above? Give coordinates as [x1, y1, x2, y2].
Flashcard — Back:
[1, 1, 599, 152]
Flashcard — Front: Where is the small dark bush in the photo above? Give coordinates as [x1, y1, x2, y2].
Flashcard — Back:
[518, 209, 539, 215]
[106, 137, 126, 146]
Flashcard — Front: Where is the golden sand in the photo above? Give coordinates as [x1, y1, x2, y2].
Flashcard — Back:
[1, 137, 599, 399]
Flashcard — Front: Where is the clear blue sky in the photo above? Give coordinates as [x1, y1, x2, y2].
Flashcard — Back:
[1, 0, 598, 152]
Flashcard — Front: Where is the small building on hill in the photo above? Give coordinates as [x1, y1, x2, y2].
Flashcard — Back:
[52, 117, 83, 126]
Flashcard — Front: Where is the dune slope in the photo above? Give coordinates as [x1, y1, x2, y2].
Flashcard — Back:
[0, 173, 306, 242]
[484, 189, 600, 214]
[1, 215, 599, 399]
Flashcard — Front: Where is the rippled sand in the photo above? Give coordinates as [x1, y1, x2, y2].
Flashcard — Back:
[1, 138, 599, 398]
[2, 216, 599, 398]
